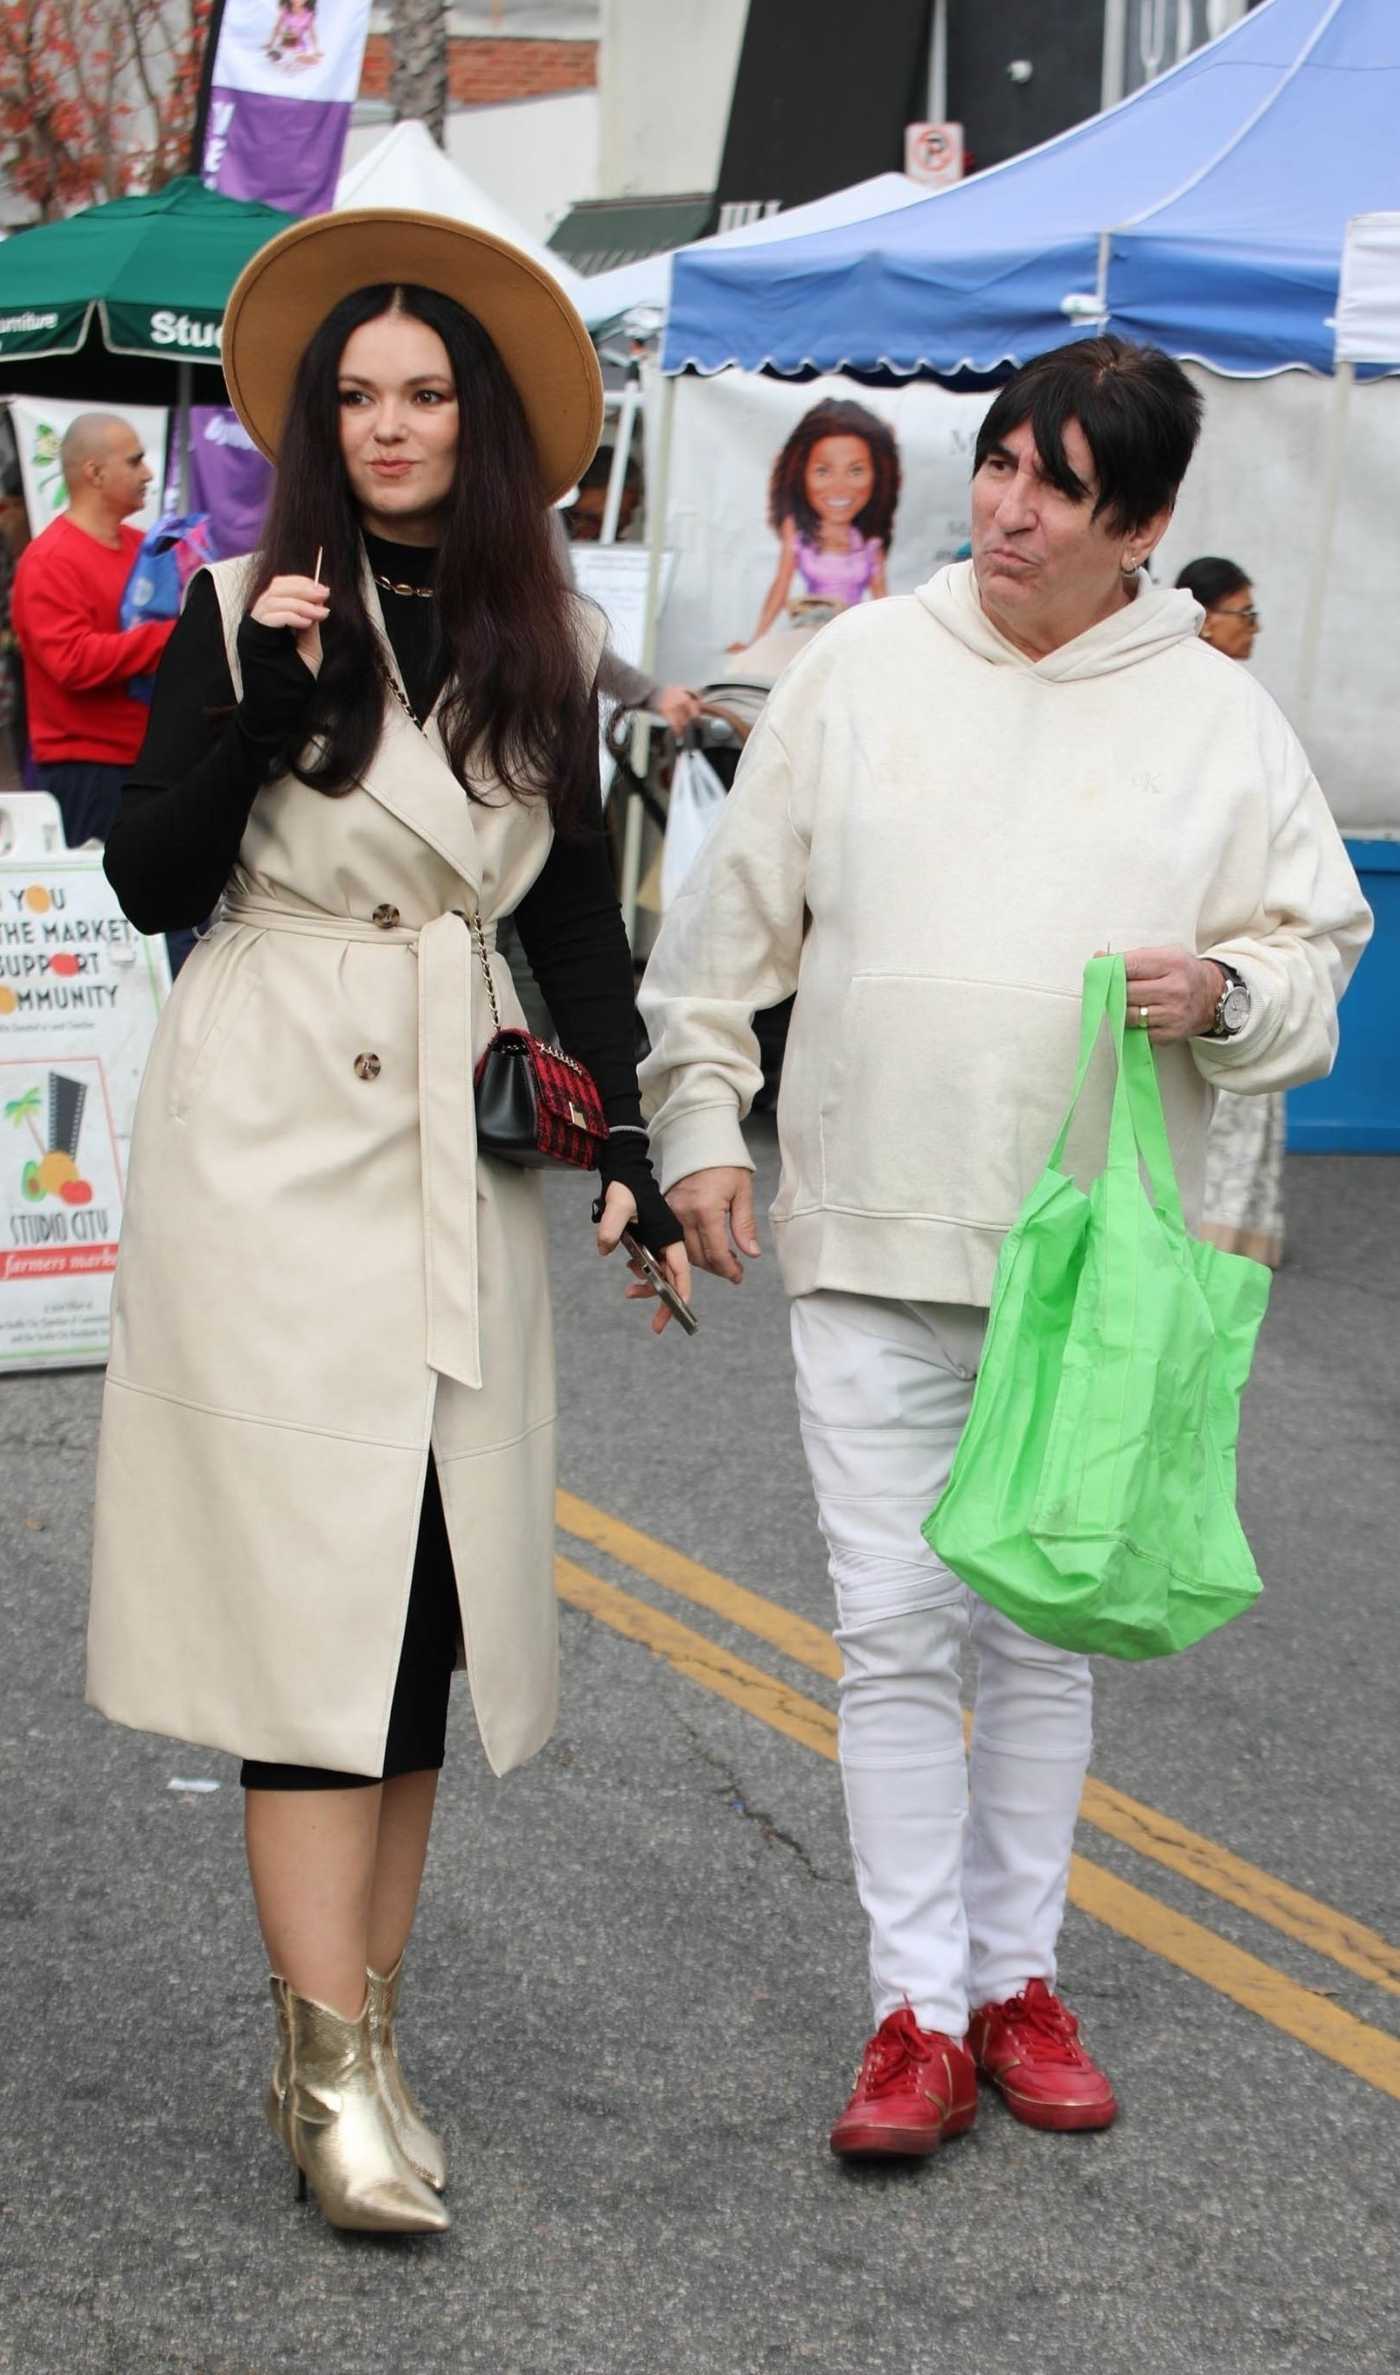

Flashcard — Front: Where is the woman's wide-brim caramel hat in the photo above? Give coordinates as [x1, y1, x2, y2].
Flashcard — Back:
[221, 208, 603, 503]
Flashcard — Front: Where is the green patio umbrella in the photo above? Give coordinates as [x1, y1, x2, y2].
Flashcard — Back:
[0, 177, 295, 368]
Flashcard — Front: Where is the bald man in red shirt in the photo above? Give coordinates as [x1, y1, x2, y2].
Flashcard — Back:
[12, 413, 176, 848]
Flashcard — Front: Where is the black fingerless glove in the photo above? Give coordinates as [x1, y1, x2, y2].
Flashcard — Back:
[596, 1130, 684, 1251]
[234, 614, 318, 761]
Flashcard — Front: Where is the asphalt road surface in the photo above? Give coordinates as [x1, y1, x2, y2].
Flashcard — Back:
[2, 1127, 1396, 2375]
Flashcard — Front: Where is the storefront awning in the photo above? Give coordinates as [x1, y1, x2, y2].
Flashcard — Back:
[548, 195, 715, 277]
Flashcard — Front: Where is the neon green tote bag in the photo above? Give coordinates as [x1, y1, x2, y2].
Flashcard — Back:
[925, 955, 1271, 1660]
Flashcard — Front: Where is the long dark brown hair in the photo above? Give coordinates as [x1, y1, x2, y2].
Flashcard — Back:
[251, 282, 593, 826]
[766, 398, 901, 548]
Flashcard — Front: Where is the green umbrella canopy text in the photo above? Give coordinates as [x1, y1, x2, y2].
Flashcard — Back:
[0, 177, 295, 366]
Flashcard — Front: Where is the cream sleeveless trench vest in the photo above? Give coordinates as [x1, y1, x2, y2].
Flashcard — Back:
[87, 558, 607, 1776]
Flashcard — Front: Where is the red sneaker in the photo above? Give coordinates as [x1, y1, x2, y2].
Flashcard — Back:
[968, 1979, 1118, 2132]
[829, 2007, 978, 2159]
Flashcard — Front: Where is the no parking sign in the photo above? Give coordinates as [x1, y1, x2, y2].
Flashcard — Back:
[904, 122, 964, 189]
[0, 853, 168, 1370]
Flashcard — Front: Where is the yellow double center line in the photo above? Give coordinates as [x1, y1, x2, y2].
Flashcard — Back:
[556, 1490, 1400, 2103]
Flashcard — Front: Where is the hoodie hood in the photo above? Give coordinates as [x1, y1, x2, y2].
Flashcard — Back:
[917, 557, 1203, 683]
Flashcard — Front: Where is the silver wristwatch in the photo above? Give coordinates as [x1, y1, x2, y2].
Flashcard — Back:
[1206, 961, 1251, 1040]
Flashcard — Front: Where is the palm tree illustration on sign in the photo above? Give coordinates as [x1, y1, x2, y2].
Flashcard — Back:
[5, 1085, 45, 1203]
[6, 1086, 43, 1151]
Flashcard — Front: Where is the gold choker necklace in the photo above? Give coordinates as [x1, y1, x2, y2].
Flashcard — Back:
[373, 571, 435, 600]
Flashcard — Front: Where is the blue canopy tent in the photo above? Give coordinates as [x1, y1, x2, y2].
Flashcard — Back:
[662, 0, 1400, 382]
[640, 0, 1399, 1147]
[1110, 0, 1400, 374]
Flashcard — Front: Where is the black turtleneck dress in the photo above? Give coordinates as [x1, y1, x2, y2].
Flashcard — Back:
[103, 534, 680, 1790]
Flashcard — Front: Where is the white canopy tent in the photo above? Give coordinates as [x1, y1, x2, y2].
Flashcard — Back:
[334, 119, 590, 313]
[1332, 212, 1400, 362]
[578, 173, 929, 334]
[1297, 214, 1400, 745]
[338, 132, 930, 337]
[590, 171, 933, 929]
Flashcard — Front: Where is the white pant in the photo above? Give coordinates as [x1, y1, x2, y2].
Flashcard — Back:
[791, 1291, 1093, 2038]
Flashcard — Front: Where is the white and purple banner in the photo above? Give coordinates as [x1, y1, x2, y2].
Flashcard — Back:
[196, 0, 372, 553]
[201, 0, 373, 219]
[185, 405, 277, 558]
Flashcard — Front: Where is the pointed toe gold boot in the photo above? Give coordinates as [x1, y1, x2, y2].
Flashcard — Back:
[280, 1982, 449, 2234]
[367, 1953, 448, 2194]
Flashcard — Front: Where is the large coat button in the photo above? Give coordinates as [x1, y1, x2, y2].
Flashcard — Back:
[371, 904, 401, 929]
[353, 1052, 382, 1081]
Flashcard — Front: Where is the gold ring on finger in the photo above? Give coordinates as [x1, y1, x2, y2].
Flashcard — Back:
[1139, 1006, 1150, 1026]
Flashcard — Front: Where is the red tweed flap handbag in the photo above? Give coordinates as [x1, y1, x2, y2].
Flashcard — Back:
[469, 913, 608, 1170]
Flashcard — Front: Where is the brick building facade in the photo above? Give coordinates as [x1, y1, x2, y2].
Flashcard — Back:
[358, 35, 598, 107]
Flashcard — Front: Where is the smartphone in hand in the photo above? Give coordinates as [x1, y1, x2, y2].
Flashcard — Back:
[621, 1226, 699, 1336]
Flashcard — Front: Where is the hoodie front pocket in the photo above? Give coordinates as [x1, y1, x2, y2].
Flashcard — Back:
[818, 973, 1080, 1230]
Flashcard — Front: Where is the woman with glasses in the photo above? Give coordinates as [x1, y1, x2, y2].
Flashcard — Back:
[1175, 555, 1283, 1265]
[1176, 554, 1260, 663]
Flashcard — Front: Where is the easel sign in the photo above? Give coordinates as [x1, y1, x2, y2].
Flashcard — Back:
[0, 850, 169, 1370]
[569, 543, 677, 678]
[567, 542, 676, 806]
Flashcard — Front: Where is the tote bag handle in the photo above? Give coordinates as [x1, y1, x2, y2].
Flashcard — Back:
[1049, 955, 1187, 1240]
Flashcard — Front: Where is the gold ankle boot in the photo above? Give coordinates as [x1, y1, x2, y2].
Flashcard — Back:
[265, 1973, 291, 2148]
[279, 1982, 449, 2234]
[367, 1953, 448, 2193]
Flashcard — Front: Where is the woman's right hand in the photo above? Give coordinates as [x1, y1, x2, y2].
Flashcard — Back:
[236, 578, 328, 752]
[249, 573, 329, 671]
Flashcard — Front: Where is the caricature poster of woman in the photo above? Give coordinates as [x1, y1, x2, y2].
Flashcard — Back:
[738, 399, 902, 648]
[265, 0, 324, 67]
[203, 0, 366, 107]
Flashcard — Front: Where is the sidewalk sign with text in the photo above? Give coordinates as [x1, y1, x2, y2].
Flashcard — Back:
[0, 853, 169, 1370]
[569, 541, 676, 796]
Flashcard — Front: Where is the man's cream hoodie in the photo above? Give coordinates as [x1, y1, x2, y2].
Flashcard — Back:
[639, 562, 1372, 1307]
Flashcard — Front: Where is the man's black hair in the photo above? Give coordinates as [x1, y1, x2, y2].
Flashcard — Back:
[1174, 555, 1251, 609]
[973, 335, 1204, 534]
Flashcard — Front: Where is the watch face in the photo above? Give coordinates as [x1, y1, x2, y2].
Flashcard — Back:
[1221, 985, 1251, 1033]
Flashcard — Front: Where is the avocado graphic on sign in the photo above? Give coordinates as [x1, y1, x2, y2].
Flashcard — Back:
[5, 1071, 94, 1205]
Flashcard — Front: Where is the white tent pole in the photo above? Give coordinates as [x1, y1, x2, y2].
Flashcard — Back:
[1101, 0, 1127, 110]
[1296, 358, 1354, 741]
[619, 369, 676, 947]
[926, 0, 948, 121]
[601, 379, 640, 546]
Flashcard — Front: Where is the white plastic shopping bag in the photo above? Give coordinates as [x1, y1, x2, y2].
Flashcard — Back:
[660, 746, 728, 910]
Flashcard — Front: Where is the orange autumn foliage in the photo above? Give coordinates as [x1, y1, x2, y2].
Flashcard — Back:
[0, 0, 211, 219]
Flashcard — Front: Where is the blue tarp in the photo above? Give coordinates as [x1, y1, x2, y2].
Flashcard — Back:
[663, 0, 1400, 380]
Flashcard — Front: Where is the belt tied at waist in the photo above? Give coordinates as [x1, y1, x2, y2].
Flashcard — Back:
[221, 898, 490, 1392]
